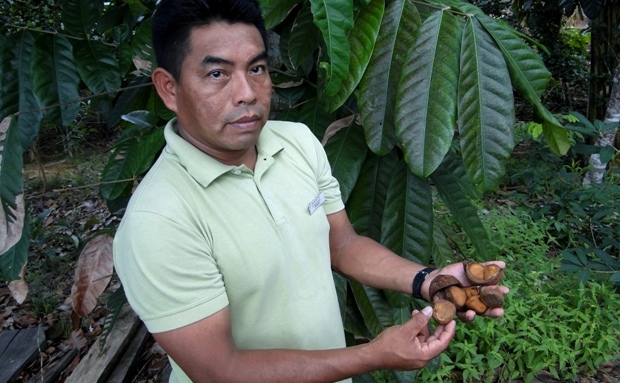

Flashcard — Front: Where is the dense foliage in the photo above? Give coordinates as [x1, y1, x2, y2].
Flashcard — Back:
[3, 0, 618, 382]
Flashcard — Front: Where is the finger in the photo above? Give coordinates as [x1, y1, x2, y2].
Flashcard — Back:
[404, 306, 433, 335]
[424, 322, 446, 343]
[456, 310, 477, 323]
[484, 307, 505, 317]
[482, 260, 506, 269]
[417, 319, 431, 340]
[413, 309, 429, 342]
[435, 320, 456, 342]
[423, 320, 456, 356]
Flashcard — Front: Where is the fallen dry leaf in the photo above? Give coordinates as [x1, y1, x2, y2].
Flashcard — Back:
[71, 235, 114, 318]
[321, 114, 358, 146]
[8, 262, 29, 303]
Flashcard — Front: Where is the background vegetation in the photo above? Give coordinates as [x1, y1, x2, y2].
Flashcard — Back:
[0, 0, 618, 382]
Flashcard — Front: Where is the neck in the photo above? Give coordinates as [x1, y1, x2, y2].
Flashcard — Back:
[178, 129, 258, 171]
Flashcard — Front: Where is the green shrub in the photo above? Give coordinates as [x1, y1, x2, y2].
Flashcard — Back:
[504, 116, 620, 288]
[417, 205, 620, 382]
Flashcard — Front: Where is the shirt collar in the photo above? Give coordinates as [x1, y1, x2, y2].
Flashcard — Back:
[163, 118, 284, 188]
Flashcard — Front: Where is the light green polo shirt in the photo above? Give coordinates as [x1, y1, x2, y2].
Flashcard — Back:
[113, 119, 350, 382]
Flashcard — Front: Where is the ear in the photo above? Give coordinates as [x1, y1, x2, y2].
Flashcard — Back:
[152, 67, 179, 113]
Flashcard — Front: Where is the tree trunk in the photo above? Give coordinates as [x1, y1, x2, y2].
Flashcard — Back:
[587, 3, 620, 121]
[583, 62, 620, 185]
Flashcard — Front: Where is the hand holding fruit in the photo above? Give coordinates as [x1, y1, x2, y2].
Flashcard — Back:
[422, 261, 509, 324]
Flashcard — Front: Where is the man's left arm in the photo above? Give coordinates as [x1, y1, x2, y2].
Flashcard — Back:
[327, 209, 509, 321]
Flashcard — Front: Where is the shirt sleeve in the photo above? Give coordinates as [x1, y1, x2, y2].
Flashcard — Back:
[113, 210, 229, 334]
[307, 127, 345, 215]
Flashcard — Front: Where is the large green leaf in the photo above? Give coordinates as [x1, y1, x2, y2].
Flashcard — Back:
[287, 3, 320, 71]
[62, 0, 100, 38]
[31, 34, 81, 127]
[259, 0, 300, 29]
[311, 0, 354, 97]
[431, 220, 455, 268]
[359, 0, 420, 155]
[474, 13, 570, 150]
[447, 2, 569, 154]
[343, 289, 373, 340]
[476, 15, 549, 99]
[0, 36, 3, 69]
[324, 122, 368, 203]
[581, 0, 605, 19]
[296, 97, 333, 139]
[350, 281, 392, 337]
[395, 10, 461, 178]
[458, 17, 515, 194]
[0, 117, 23, 219]
[0, 31, 42, 152]
[430, 164, 494, 261]
[346, 153, 394, 241]
[107, 75, 153, 129]
[381, 160, 432, 265]
[0, 117, 27, 278]
[325, 0, 384, 112]
[543, 120, 572, 155]
[0, 217, 29, 281]
[391, 362, 418, 383]
[73, 40, 121, 98]
[132, 18, 155, 70]
[332, 272, 348, 323]
[100, 128, 165, 200]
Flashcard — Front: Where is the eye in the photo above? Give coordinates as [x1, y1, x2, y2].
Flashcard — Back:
[251, 65, 266, 74]
[209, 70, 222, 78]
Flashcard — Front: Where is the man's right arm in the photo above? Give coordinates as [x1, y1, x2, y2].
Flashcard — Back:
[153, 305, 455, 383]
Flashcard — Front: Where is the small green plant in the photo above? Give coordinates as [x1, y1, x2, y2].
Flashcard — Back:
[416, 205, 620, 382]
[565, 111, 618, 165]
[504, 112, 620, 288]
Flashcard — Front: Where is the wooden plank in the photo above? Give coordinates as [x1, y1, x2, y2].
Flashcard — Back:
[26, 348, 78, 383]
[0, 327, 47, 383]
[106, 322, 149, 383]
[65, 306, 139, 383]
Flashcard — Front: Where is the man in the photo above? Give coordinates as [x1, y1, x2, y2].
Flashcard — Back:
[113, 0, 509, 382]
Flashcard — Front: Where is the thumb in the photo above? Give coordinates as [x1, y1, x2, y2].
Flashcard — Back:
[405, 306, 433, 334]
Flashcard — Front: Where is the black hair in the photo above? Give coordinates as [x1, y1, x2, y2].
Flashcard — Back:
[152, 0, 268, 79]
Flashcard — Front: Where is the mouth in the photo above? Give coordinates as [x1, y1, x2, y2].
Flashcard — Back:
[228, 114, 262, 131]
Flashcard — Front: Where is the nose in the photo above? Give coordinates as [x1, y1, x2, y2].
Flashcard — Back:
[232, 74, 257, 106]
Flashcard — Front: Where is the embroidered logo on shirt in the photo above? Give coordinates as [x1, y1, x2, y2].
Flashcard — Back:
[308, 192, 325, 214]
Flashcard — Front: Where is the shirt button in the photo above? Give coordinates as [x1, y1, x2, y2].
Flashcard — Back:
[232, 169, 241, 175]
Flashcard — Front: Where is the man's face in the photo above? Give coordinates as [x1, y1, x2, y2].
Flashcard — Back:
[163, 22, 272, 161]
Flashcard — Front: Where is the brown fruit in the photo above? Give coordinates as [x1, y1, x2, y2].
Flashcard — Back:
[480, 287, 504, 308]
[465, 262, 486, 282]
[428, 275, 461, 299]
[463, 286, 480, 298]
[465, 295, 488, 314]
[445, 286, 467, 309]
[432, 300, 456, 325]
[483, 264, 503, 283]
[464, 262, 504, 285]
[427, 262, 505, 321]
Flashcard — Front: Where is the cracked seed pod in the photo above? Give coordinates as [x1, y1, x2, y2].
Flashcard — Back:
[445, 286, 467, 310]
[463, 286, 480, 298]
[428, 274, 461, 299]
[465, 295, 488, 314]
[480, 287, 505, 308]
[464, 262, 504, 285]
